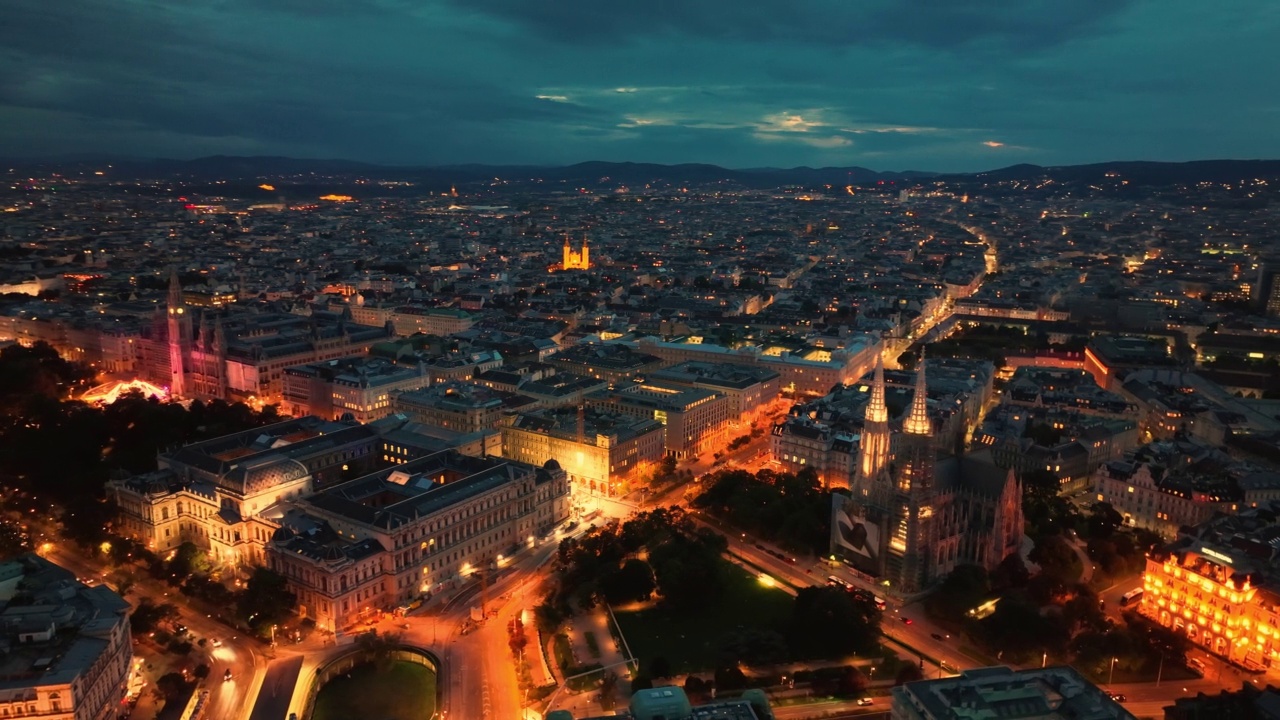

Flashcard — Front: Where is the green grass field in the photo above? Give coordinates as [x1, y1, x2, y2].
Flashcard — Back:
[312, 661, 437, 720]
[613, 561, 794, 673]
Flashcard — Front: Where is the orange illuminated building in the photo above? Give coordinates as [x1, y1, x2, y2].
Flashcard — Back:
[562, 233, 590, 270]
[1140, 523, 1280, 671]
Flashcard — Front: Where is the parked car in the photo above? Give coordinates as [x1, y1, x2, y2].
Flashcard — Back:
[857, 698, 874, 706]
[1189, 658, 1206, 675]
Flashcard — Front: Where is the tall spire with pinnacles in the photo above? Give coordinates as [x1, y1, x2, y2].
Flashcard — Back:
[857, 352, 892, 483]
[903, 349, 931, 436]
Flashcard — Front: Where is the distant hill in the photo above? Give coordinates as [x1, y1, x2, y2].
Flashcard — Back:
[947, 159, 1280, 186]
[1, 156, 933, 189]
[5, 155, 1279, 192]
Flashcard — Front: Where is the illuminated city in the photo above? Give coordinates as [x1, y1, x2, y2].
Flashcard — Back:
[1, 3, 1280, 720]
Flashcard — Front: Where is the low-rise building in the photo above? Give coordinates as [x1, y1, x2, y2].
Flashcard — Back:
[588, 380, 730, 459]
[392, 382, 535, 433]
[548, 343, 664, 383]
[501, 407, 665, 497]
[648, 361, 782, 428]
[1094, 440, 1242, 538]
[0, 554, 133, 720]
[892, 666, 1134, 720]
[282, 356, 429, 423]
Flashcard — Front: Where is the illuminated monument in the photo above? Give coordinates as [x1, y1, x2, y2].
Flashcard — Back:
[834, 354, 1023, 593]
[562, 233, 590, 270]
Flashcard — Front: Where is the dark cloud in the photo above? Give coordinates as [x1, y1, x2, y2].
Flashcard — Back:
[448, 0, 1134, 51]
[0, 0, 1276, 170]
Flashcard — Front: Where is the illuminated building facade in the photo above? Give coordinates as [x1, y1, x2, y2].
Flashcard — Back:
[1138, 504, 1280, 671]
[1094, 458, 1240, 539]
[282, 356, 429, 423]
[587, 379, 730, 460]
[266, 451, 569, 632]
[501, 407, 665, 497]
[840, 360, 1023, 593]
[110, 417, 382, 567]
[143, 275, 394, 403]
[562, 234, 590, 270]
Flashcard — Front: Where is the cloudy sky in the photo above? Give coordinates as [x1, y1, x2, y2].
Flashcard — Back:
[2, 0, 1277, 171]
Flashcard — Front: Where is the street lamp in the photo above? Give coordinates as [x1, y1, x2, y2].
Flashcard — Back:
[1109, 657, 1117, 686]
[1042, 652, 1047, 669]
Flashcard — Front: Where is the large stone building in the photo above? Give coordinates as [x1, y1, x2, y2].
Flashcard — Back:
[1094, 451, 1241, 539]
[1138, 503, 1280, 671]
[110, 417, 383, 567]
[391, 381, 537, 433]
[282, 356, 430, 423]
[835, 357, 1024, 593]
[648, 361, 782, 429]
[0, 555, 133, 720]
[587, 379, 731, 460]
[631, 333, 881, 397]
[892, 666, 1134, 720]
[501, 406, 666, 497]
[266, 451, 569, 631]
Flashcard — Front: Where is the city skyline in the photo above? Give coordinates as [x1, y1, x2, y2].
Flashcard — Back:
[3, 1, 1278, 171]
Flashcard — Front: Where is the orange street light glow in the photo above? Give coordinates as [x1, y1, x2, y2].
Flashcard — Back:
[259, 184, 276, 191]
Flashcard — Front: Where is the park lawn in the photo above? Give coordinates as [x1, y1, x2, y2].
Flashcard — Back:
[312, 661, 437, 720]
[613, 560, 794, 674]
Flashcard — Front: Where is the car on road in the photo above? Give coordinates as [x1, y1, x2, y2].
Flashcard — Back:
[1189, 658, 1206, 675]
[857, 698, 874, 706]
[1110, 694, 1127, 702]
[210, 638, 222, 648]
[902, 617, 913, 625]
[174, 624, 187, 635]
[931, 632, 947, 640]
[223, 669, 233, 682]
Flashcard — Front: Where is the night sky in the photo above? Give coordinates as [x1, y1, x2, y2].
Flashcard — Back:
[2, 1, 1277, 171]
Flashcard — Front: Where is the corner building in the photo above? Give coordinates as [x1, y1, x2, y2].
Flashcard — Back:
[0, 555, 133, 720]
[1139, 503, 1280, 671]
[266, 451, 569, 631]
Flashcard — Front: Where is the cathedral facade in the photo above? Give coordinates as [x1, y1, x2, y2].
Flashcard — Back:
[833, 356, 1024, 593]
[562, 234, 590, 270]
[146, 272, 394, 404]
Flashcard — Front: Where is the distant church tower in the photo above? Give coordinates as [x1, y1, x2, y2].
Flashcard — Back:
[166, 270, 190, 398]
[562, 233, 591, 270]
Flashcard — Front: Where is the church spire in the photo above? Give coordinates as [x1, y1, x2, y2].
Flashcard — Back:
[865, 353, 888, 424]
[904, 350, 932, 436]
[167, 268, 183, 310]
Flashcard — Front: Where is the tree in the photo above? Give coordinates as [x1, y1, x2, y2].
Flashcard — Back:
[600, 559, 656, 605]
[237, 567, 296, 638]
[356, 631, 402, 671]
[1087, 502, 1125, 540]
[684, 675, 711, 703]
[130, 598, 178, 635]
[894, 664, 923, 685]
[1029, 534, 1081, 585]
[787, 586, 880, 659]
[155, 672, 191, 702]
[599, 671, 620, 711]
[926, 565, 990, 624]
